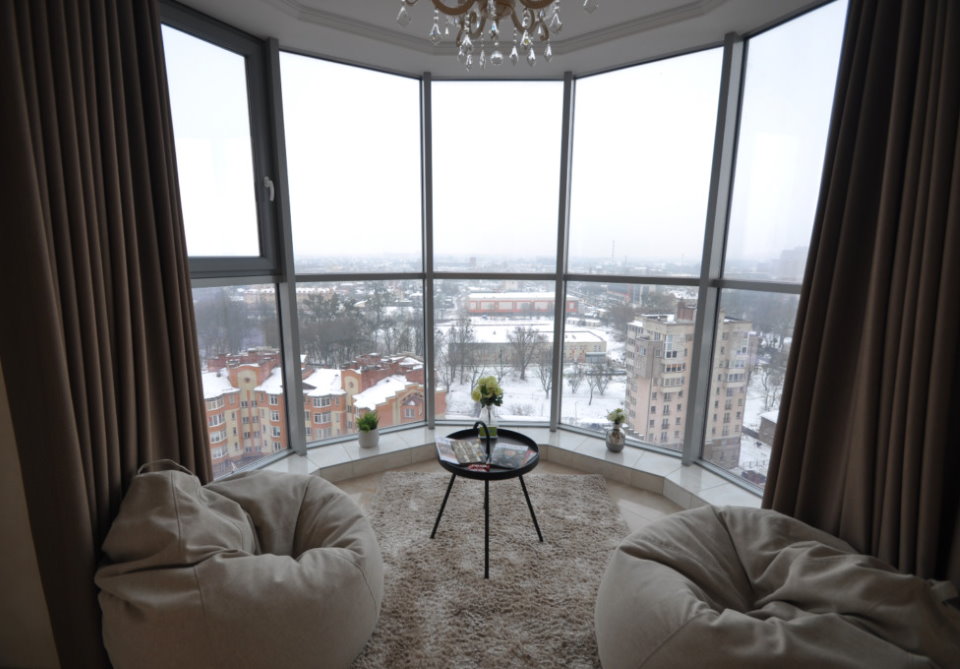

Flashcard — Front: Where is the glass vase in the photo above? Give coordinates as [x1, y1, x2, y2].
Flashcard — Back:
[479, 404, 498, 441]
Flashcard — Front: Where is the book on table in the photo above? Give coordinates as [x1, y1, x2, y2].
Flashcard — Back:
[436, 436, 487, 465]
[489, 442, 534, 469]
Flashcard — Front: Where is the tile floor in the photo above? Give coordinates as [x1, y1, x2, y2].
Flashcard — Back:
[333, 458, 682, 533]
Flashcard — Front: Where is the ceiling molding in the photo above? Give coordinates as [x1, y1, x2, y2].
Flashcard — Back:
[256, 0, 735, 58]
[255, 0, 439, 53]
[553, 0, 729, 54]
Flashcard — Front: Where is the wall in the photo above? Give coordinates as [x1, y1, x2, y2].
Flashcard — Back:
[0, 365, 60, 668]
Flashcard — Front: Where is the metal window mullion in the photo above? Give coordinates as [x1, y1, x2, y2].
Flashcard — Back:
[265, 38, 307, 456]
[421, 73, 437, 429]
[549, 72, 575, 431]
[683, 33, 744, 466]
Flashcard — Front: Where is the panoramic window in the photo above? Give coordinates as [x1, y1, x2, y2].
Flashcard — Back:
[163, 0, 848, 493]
[297, 279, 426, 442]
[568, 48, 723, 276]
[280, 55, 423, 273]
[432, 82, 563, 273]
[704, 0, 847, 488]
[724, 0, 848, 281]
[434, 280, 556, 424]
[161, 26, 260, 257]
[561, 283, 700, 447]
[701, 291, 799, 482]
[193, 285, 285, 478]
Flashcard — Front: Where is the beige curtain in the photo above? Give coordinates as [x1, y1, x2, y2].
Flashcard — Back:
[0, 1, 211, 665]
[764, 0, 960, 588]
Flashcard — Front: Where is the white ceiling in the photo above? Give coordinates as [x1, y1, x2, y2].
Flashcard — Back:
[176, 0, 826, 78]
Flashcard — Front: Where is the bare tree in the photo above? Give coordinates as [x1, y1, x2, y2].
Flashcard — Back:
[467, 365, 488, 402]
[494, 348, 510, 382]
[535, 347, 554, 398]
[585, 370, 598, 405]
[449, 314, 476, 383]
[594, 362, 615, 396]
[434, 329, 455, 393]
[507, 326, 545, 381]
[194, 288, 248, 360]
[607, 303, 638, 342]
[567, 362, 585, 394]
[641, 289, 678, 315]
[759, 349, 788, 411]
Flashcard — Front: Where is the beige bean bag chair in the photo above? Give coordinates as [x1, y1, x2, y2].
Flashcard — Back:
[595, 506, 960, 668]
[95, 464, 383, 669]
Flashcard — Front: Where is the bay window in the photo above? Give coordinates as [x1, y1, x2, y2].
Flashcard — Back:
[161, 0, 847, 490]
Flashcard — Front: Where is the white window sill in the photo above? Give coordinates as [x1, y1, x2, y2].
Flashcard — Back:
[258, 425, 762, 511]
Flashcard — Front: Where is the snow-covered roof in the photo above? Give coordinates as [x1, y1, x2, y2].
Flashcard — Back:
[255, 367, 284, 394]
[253, 366, 346, 397]
[303, 368, 345, 397]
[352, 375, 412, 411]
[759, 411, 779, 423]
[202, 371, 239, 400]
[394, 355, 424, 370]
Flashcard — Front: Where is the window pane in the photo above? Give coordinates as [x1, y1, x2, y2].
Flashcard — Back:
[434, 281, 557, 422]
[595, 285, 701, 449]
[162, 26, 260, 257]
[432, 82, 563, 273]
[724, 1, 847, 281]
[702, 290, 799, 488]
[280, 55, 422, 273]
[569, 49, 722, 276]
[193, 285, 285, 478]
[297, 280, 426, 442]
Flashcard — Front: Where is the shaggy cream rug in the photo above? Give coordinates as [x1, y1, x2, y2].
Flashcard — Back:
[352, 472, 629, 669]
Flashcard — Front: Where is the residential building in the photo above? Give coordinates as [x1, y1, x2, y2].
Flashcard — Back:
[201, 350, 444, 476]
[625, 302, 758, 468]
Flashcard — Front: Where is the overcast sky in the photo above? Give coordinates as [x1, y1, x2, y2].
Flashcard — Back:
[162, 0, 848, 269]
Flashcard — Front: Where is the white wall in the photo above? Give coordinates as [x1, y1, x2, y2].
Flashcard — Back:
[0, 364, 60, 668]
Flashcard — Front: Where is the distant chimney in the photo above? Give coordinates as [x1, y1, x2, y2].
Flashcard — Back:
[676, 301, 696, 322]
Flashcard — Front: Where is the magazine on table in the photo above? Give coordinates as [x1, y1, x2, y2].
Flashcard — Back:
[489, 442, 534, 469]
[436, 436, 487, 465]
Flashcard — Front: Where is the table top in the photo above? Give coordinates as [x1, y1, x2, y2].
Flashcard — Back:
[437, 428, 540, 481]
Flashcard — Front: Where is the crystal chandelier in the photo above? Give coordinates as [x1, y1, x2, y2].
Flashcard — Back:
[396, 0, 598, 70]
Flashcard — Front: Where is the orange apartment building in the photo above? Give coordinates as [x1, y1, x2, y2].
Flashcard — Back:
[202, 349, 445, 477]
[624, 302, 757, 468]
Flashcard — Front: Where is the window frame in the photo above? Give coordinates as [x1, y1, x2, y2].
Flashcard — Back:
[161, 0, 843, 493]
[159, 1, 280, 279]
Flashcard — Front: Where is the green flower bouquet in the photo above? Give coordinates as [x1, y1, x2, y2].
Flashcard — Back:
[471, 375, 503, 439]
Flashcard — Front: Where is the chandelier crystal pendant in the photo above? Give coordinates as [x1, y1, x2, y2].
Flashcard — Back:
[396, 0, 598, 69]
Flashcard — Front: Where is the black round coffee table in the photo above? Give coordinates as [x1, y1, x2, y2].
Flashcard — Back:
[430, 427, 543, 579]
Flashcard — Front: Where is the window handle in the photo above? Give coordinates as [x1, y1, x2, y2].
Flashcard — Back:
[263, 176, 275, 202]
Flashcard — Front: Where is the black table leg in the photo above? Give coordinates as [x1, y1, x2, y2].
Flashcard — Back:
[430, 473, 457, 539]
[519, 475, 544, 542]
[484, 479, 490, 579]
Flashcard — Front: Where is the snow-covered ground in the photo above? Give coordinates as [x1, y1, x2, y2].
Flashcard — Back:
[437, 313, 782, 484]
[442, 367, 626, 428]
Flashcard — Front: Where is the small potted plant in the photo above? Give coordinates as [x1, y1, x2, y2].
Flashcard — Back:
[357, 411, 379, 449]
[606, 408, 627, 453]
[471, 375, 504, 440]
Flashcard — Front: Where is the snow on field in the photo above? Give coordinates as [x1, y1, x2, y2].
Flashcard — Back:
[442, 367, 626, 429]
[436, 313, 781, 482]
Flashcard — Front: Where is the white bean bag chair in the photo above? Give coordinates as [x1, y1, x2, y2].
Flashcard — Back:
[95, 465, 383, 669]
[595, 506, 960, 668]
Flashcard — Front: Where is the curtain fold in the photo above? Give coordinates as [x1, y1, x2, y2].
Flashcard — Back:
[0, 1, 210, 665]
[764, 0, 960, 588]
